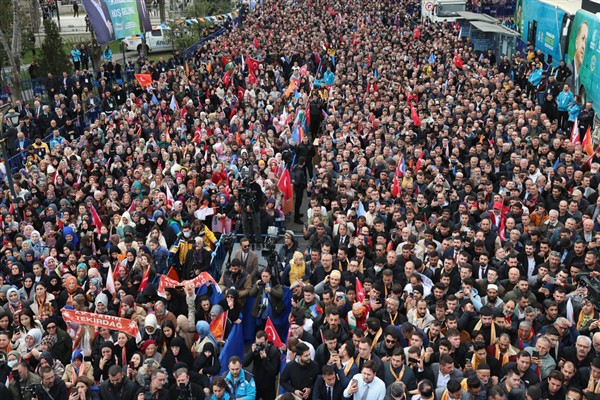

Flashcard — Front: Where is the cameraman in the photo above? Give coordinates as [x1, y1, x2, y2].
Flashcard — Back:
[40, 366, 68, 400]
[240, 166, 265, 249]
[8, 362, 41, 400]
[134, 369, 169, 400]
[168, 367, 206, 400]
[243, 332, 281, 400]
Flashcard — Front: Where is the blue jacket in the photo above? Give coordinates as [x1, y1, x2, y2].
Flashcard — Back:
[323, 71, 335, 85]
[556, 90, 574, 112]
[568, 103, 581, 122]
[224, 369, 256, 400]
[528, 68, 543, 87]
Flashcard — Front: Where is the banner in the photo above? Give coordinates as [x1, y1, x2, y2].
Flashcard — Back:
[62, 308, 140, 338]
[83, 0, 150, 44]
[157, 272, 220, 297]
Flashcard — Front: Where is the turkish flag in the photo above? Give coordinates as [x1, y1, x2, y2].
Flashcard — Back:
[265, 317, 284, 347]
[90, 205, 103, 235]
[410, 104, 421, 127]
[278, 168, 293, 200]
[237, 86, 245, 101]
[355, 277, 365, 303]
[253, 36, 259, 49]
[134, 73, 153, 88]
[453, 52, 464, 69]
[247, 57, 260, 74]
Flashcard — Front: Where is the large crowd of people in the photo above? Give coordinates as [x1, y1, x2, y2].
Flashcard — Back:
[0, 0, 600, 399]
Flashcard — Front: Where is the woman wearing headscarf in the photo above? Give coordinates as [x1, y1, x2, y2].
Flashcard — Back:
[193, 342, 221, 389]
[160, 336, 194, 376]
[21, 248, 37, 275]
[93, 342, 118, 382]
[119, 294, 147, 328]
[192, 321, 219, 358]
[17, 328, 43, 368]
[18, 273, 36, 303]
[36, 351, 65, 379]
[62, 226, 80, 249]
[63, 349, 95, 390]
[141, 314, 164, 344]
[58, 275, 85, 309]
[4, 287, 30, 322]
[7, 263, 25, 288]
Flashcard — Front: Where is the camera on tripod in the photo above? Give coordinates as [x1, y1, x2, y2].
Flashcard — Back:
[261, 226, 284, 277]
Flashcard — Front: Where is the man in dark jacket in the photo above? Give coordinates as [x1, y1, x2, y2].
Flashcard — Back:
[292, 157, 307, 224]
[168, 368, 207, 400]
[243, 331, 282, 400]
[134, 369, 169, 400]
[40, 367, 68, 400]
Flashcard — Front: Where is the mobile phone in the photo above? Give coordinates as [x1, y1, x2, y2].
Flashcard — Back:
[532, 350, 539, 358]
[408, 357, 419, 364]
[351, 379, 358, 386]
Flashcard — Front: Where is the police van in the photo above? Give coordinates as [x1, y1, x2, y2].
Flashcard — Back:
[122, 26, 173, 54]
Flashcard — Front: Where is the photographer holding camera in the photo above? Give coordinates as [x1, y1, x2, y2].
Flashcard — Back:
[134, 369, 169, 400]
[249, 269, 284, 329]
[243, 331, 281, 400]
[168, 367, 206, 400]
[8, 362, 42, 400]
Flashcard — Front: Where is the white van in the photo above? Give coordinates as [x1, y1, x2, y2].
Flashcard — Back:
[122, 27, 173, 53]
[422, 0, 467, 23]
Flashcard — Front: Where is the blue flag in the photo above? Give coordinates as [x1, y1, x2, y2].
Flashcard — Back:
[428, 53, 436, 64]
[357, 201, 366, 217]
[151, 94, 159, 104]
[553, 157, 561, 171]
[219, 323, 245, 374]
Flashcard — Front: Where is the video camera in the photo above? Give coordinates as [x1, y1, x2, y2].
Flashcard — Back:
[176, 383, 193, 400]
[24, 384, 48, 400]
[261, 226, 283, 277]
[577, 273, 600, 311]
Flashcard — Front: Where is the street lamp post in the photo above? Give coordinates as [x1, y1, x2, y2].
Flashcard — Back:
[0, 108, 21, 202]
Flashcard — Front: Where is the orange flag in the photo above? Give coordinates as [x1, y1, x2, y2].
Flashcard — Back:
[210, 311, 228, 341]
[582, 126, 594, 156]
[134, 73, 153, 88]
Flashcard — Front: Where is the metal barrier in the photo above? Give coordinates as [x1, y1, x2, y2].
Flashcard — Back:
[8, 104, 107, 172]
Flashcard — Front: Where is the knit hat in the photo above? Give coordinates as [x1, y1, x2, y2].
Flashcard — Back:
[140, 340, 156, 353]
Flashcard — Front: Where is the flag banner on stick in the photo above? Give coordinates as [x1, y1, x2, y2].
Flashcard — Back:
[62, 308, 140, 338]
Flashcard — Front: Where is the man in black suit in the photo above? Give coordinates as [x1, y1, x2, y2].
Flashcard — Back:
[312, 365, 344, 400]
[82, 0, 114, 44]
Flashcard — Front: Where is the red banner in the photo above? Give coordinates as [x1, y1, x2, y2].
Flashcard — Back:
[61, 309, 139, 338]
[157, 272, 220, 297]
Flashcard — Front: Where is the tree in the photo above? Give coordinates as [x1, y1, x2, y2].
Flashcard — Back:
[39, 19, 71, 76]
[0, 0, 24, 101]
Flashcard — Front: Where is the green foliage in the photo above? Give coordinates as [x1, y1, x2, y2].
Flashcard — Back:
[38, 19, 72, 75]
[0, 0, 33, 66]
[186, 0, 233, 19]
[164, 21, 200, 52]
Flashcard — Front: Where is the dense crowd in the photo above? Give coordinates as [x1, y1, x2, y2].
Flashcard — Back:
[0, 0, 600, 399]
